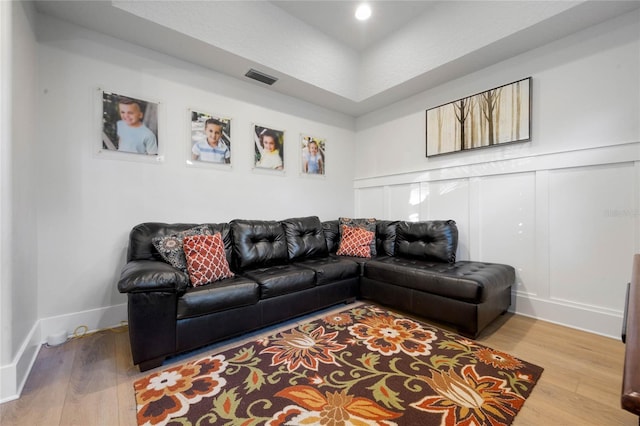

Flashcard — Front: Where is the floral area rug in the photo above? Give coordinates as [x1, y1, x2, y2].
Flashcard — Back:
[134, 304, 543, 426]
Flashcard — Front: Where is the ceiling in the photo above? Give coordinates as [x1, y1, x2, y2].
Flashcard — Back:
[270, 1, 438, 51]
[33, 1, 640, 118]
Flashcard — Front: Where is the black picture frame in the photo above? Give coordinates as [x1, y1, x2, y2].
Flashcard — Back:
[426, 77, 532, 157]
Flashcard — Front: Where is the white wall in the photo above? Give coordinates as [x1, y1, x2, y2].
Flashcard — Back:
[0, 0, 40, 403]
[354, 10, 640, 338]
[33, 14, 356, 327]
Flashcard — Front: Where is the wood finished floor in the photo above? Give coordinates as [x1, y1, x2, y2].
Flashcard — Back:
[1, 302, 637, 425]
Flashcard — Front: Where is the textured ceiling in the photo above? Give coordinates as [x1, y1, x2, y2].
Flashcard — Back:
[34, 1, 640, 117]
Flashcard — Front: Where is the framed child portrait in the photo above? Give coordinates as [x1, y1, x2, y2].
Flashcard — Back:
[253, 124, 285, 172]
[187, 109, 232, 169]
[97, 88, 163, 163]
[300, 134, 325, 177]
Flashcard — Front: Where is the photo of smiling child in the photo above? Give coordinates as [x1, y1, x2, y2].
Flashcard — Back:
[254, 125, 284, 171]
[301, 135, 325, 175]
[102, 91, 158, 155]
[190, 111, 231, 164]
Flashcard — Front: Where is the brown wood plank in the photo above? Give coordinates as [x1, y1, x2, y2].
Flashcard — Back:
[114, 327, 140, 426]
[476, 314, 637, 425]
[0, 339, 77, 426]
[58, 331, 119, 426]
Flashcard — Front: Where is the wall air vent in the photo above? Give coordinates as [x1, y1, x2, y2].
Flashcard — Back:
[245, 68, 278, 86]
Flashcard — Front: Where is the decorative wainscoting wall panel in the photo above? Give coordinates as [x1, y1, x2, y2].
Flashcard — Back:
[354, 143, 640, 338]
[548, 163, 636, 311]
[475, 173, 537, 295]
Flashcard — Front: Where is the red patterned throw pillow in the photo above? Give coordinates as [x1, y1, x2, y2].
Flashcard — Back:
[336, 225, 375, 258]
[183, 233, 234, 287]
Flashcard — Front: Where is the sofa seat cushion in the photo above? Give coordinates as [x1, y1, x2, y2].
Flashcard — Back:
[329, 254, 388, 276]
[177, 276, 259, 320]
[294, 257, 359, 285]
[243, 265, 316, 299]
[364, 258, 514, 303]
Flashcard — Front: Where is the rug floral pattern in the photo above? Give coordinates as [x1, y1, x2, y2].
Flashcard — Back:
[134, 305, 543, 426]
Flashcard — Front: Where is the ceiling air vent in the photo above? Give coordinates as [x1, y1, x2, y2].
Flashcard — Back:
[245, 68, 278, 86]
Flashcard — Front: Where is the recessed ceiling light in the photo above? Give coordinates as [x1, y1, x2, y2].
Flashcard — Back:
[355, 4, 372, 21]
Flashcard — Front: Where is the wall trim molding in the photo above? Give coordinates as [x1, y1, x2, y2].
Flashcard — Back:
[0, 320, 40, 403]
[39, 303, 127, 342]
[512, 292, 624, 340]
[0, 303, 127, 402]
[354, 141, 640, 188]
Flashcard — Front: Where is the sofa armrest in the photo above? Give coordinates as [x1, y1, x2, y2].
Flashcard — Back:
[117, 260, 190, 294]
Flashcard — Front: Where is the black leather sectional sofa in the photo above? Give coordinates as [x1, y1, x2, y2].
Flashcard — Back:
[118, 216, 514, 371]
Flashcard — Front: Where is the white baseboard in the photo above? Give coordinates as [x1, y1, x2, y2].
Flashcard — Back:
[0, 321, 41, 403]
[511, 292, 624, 340]
[39, 303, 127, 342]
[0, 303, 127, 403]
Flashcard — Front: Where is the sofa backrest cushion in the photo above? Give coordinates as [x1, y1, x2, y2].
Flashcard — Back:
[230, 219, 289, 270]
[376, 220, 399, 257]
[395, 220, 458, 263]
[128, 222, 232, 264]
[281, 216, 328, 261]
[322, 220, 340, 253]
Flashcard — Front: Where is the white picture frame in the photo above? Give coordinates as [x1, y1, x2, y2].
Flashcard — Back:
[95, 87, 164, 163]
[300, 134, 326, 177]
[253, 123, 285, 173]
[186, 108, 233, 169]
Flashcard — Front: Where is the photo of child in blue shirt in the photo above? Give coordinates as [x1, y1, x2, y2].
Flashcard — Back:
[116, 98, 158, 155]
[302, 136, 325, 175]
[102, 92, 158, 156]
[191, 118, 231, 164]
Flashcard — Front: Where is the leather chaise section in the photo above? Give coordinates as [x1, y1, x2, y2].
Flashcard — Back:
[364, 258, 514, 304]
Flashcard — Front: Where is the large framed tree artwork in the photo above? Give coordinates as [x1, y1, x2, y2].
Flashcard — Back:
[426, 77, 531, 157]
